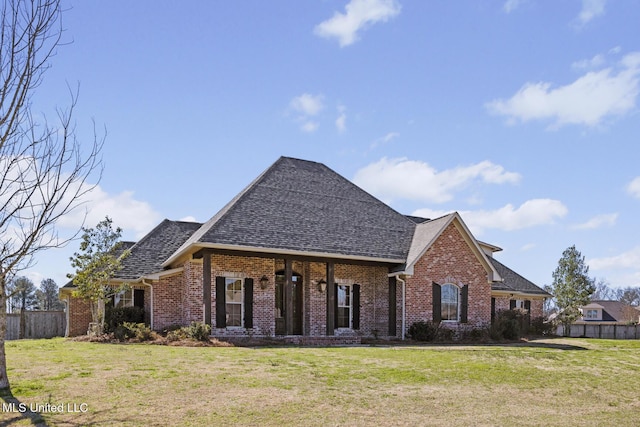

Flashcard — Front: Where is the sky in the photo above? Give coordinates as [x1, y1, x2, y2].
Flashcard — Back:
[19, 0, 640, 293]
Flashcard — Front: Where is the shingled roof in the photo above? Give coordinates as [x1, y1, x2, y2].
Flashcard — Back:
[115, 219, 202, 280]
[165, 157, 417, 264]
[490, 257, 551, 296]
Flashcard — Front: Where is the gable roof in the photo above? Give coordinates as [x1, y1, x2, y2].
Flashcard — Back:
[489, 257, 550, 297]
[115, 219, 202, 280]
[399, 212, 501, 281]
[586, 300, 639, 322]
[164, 157, 417, 266]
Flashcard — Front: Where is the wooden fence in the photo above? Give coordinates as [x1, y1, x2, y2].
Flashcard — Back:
[556, 323, 640, 339]
[5, 311, 66, 340]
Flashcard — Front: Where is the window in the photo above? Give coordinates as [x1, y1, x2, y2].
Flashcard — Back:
[225, 278, 243, 327]
[337, 284, 351, 328]
[514, 300, 525, 309]
[441, 284, 459, 321]
[114, 289, 133, 308]
[585, 309, 598, 320]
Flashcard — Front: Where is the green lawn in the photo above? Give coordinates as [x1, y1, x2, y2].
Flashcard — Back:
[1, 338, 639, 426]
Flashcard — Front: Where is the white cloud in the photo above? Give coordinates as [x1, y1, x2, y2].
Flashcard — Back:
[179, 216, 198, 223]
[412, 199, 568, 235]
[289, 93, 325, 133]
[571, 213, 618, 230]
[503, 0, 525, 13]
[576, 0, 606, 26]
[353, 157, 521, 204]
[336, 105, 347, 133]
[58, 184, 162, 239]
[314, 0, 401, 47]
[521, 243, 536, 252]
[486, 51, 640, 128]
[571, 53, 605, 70]
[370, 132, 399, 149]
[290, 93, 324, 116]
[589, 247, 640, 271]
[627, 177, 640, 198]
[301, 121, 319, 133]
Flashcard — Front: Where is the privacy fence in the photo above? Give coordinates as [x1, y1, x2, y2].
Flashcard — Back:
[5, 311, 66, 340]
[557, 323, 640, 339]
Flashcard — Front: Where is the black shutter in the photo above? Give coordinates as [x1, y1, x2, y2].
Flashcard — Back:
[432, 282, 442, 323]
[244, 278, 254, 329]
[460, 285, 468, 323]
[388, 277, 397, 336]
[134, 289, 144, 308]
[352, 284, 360, 330]
[215, 276, 226, 328]
[524, 300, 531, 312]
[491, 297, 496, 323]
[334, 283, 339, 328]
[510, 299, 516, 310]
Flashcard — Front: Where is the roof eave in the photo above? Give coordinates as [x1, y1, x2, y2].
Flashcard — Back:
[163, 242, 405, 267]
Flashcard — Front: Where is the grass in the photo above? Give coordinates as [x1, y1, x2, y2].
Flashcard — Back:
[1, 337, 640, 426]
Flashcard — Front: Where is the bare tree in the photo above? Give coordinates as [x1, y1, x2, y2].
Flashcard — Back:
[590, 278, 615, 301]
[0, 0, 103, 390]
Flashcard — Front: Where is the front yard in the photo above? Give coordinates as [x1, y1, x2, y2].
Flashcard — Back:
[1, 338, 639, 426]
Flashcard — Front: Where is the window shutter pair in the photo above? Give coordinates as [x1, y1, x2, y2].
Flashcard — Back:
[215, 276, 254, 328]
[432, 282, 468, 323]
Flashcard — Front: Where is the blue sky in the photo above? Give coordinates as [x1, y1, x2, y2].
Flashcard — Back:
[24, 0, 640, 292]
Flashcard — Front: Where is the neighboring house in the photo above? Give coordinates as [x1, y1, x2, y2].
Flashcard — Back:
[60, 157, 550, 342]
[578, 301, 640, 324]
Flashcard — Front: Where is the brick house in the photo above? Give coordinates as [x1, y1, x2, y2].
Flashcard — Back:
[61, 157, 549, 342]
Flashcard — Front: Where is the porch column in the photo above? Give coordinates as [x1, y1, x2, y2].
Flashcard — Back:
[284, 258, 293, 335]
[326, 261, 335, 335]
[202, 251, 212, 326]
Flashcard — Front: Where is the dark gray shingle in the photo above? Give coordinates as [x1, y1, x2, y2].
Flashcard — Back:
[490, 257, 550, 296]
[195, 157, 416, 260]
[115, 220, 202, 280]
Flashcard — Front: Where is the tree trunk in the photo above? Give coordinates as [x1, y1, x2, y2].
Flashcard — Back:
[0, 287, 10, 389]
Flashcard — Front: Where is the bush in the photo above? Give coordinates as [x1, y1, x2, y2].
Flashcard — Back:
[490, 310, 523, 341]
[529, 317, 555, 336]
[185, 322, 211, 341]
[460, 327, 490, 342]
[165, 322, 211, 342]
[407, 321, 441, 342]
[114, 322, 153, 342]
[105, 306, 144, 333]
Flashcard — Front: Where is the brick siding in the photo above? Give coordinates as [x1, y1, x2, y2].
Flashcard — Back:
[405, 222, 493, 330]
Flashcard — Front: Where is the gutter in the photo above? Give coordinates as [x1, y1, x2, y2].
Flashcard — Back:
[388, 272, 408, 340]
[398, 276, 406, 341]
[141, 279, 153, 330]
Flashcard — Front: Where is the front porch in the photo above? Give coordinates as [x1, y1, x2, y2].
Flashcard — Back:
[193, 250, 398, 339]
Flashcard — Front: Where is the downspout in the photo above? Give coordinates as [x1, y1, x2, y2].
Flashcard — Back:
[63, 297, 70, 338]
[397, 276, 406, 340]
[142, 279, 153, 330]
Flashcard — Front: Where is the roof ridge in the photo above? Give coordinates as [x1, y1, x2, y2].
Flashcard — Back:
[162, 158, 286, 266]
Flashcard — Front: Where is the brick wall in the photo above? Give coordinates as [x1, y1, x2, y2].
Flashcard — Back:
[153, 273, 185, 331]
[65, 296, 92, 336]
[405, 222, 492, 329]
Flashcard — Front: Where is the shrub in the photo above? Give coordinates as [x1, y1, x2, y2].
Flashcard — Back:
[529, 317, 555, 336]
[185, 322, 211, 341]
[113, 322, 153, 341]
[461, 327, 490, 342]
[105, 306, 144, 333]
[165, 322, 211, 342]
[490, 310, 523, 341]
[407, 321, 441, 342]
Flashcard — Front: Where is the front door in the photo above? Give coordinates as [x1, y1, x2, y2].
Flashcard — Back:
[275, 271, 303, 335]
